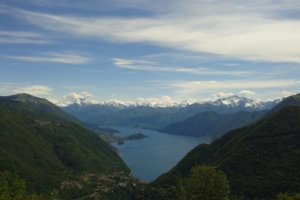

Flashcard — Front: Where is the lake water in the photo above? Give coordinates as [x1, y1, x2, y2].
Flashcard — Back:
[112, 127, 209, 182]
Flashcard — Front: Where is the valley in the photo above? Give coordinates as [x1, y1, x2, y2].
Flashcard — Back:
[111, 127, 210, 181]
[0, 93, 299, 200]
[2, 1, 300, 199]
[0, 94, 300, 200]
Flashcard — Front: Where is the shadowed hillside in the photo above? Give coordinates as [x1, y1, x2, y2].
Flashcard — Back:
[154, 105, 300, 199]
[0, 94, 129, 194]
[160, 110, 265, 137]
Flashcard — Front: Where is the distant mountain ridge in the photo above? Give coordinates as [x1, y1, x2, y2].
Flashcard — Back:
[64, 95, 281, 129]
[160, 110, 266, 137]
[209, 95, 281, 110]
[62, 95, 280, 109]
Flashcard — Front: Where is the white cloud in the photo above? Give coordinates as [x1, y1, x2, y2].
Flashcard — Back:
[0, 31, 51, 44]
[164, 80, 300, 95]
[0, 83, 17, 95]
[8, 52, 91, 64]
[62, 92, 94, 105]
[0, 83, 53, 97]
[113, 58, 156, 66]
[113, 58, 254, 76]
[281, 90, 293, 97]
[4, 2, 300, 63]
[212, 92, 235, 99]
[13, 85, 53, 95]
[239, 90, 256, 97]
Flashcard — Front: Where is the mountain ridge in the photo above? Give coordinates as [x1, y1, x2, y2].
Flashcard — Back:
[268, 93, 300, 114]
[160, 110, 266, 137]
[62, 95, 281, 109]
[0, 93, 129, 194]
[152, 93, 300, 199]
[64, 95, 281, 129]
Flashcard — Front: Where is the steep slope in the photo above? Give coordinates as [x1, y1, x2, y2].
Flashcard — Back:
[269, 93, 300, 114]
[160, 111, 265, 137]
[0, 94, 129, 193]
[154, 106, 300, 199]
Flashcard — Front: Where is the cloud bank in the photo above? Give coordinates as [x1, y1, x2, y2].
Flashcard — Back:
[239, 90, 256, 97]
[164, 80, 300, 95]
[13, 85, 52, 95]
[3, 1, 300, 63]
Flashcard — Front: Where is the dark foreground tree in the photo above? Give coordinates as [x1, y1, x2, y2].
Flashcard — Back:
[0, 171, 44, 200]
[277, 193, 300, 200]
[176, 165, 230, 200]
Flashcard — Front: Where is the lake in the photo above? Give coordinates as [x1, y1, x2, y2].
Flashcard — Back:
[112, 127, 209, 182]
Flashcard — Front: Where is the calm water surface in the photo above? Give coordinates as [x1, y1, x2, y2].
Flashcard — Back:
[112, 127, 209, 182]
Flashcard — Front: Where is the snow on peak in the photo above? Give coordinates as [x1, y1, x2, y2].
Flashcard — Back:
[210, 95, 280, 110]
[56, 93, 192, 108]
[96, 96, 193, 108]
[54, 92, 97, 106]
[212, 95, 256, 106]
[56, 92, 281, 109]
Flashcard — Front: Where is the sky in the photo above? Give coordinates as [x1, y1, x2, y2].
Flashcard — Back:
[0, 0, 300, 104]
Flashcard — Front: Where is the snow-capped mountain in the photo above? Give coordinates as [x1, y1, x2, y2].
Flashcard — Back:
[60, 95, 193, 108]
[61, 95, 282, 110]
[63, 95, 282, 129]
[59, 94, 282, 109]
[95, 98, 192, 108]
[210, 95, 282, 110]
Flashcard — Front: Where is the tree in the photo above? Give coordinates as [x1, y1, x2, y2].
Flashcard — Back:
[0, 171, 44, 200]
[277, 193, 300, 200]
[0, 171, 27, 200]
[176, 165, 230, 200]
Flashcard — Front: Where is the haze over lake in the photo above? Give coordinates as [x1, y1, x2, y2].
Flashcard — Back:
[112, 127, 209, 181]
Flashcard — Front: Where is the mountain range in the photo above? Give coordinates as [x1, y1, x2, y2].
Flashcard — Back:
[152, 93, 300, 199]
[0, 92, 298, 199]
[63, 95, 280, 109]
[64, 95, 281, 129]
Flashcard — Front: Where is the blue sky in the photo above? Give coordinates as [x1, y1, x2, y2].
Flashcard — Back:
[0, 0, 300, 103]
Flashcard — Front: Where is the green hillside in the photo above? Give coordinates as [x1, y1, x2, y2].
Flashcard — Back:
[0, 94, 129, 194]
[161, 111, 265, 137]
[154, 106, 300, 199]
[269, 93, 300, 114]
